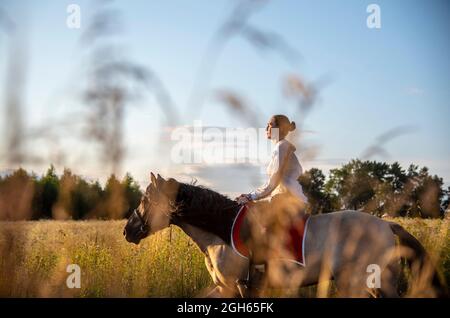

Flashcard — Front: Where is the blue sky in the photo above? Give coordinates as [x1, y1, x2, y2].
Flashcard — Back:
[0, 0, 449, 194]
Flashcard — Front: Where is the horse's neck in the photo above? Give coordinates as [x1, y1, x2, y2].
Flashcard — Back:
[177, 223, 223, 253]
[172, 206, 237, 245]
[172, 184, 240, 244]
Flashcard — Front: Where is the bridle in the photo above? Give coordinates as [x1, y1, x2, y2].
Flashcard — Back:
[132, 209, 149, 237]
[132, 191, 174, 237]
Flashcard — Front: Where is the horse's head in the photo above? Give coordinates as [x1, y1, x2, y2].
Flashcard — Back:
[123, 172, 179, 244]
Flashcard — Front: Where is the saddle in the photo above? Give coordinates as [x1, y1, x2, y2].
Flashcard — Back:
[231, 203, 310, 266]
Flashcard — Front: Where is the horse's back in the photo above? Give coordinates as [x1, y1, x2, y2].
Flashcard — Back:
[310, 210, 390, 233]
[306, 210, 396, 273]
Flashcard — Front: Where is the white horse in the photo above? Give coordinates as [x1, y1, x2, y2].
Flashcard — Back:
[124, 173, 447, 298]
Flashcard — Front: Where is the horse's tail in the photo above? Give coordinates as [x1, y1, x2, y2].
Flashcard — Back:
[388, 222, 448, 297]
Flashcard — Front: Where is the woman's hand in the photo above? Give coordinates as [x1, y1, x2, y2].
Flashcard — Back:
[236, 195, 249, 205]
[235, 194, 251, 205]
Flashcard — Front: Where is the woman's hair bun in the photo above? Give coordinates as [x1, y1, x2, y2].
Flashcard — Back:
[289, 121, 296, 132]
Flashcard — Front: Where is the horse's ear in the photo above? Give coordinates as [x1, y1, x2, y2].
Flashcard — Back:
[156, 174, 165, 187]
[150, 172, 157, 185]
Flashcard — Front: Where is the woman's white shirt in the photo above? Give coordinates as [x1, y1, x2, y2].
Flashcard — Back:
[249, 139, 308, 203]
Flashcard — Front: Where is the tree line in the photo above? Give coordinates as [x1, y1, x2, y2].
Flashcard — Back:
[299, 159, 449, 218]
[0, 160, 448, 220]
[0, 165, 142, 220]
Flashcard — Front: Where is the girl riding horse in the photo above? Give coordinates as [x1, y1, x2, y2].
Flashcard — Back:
[236, 114, 308, 210]
[234, 114, 309, 295]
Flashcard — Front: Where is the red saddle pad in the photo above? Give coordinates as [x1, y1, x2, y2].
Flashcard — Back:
[231, 204, 310, 266]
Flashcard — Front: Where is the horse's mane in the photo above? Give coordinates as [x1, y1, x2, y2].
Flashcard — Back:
[170, 182, 241, 244]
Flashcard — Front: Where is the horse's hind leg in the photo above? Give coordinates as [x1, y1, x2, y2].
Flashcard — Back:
[334, 268, 371, 297]
[379, 262, 400, 298]
[334, 262, 400, 297]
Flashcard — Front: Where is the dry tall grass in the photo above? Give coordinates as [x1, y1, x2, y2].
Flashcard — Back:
[0, 217, 447, 297]
[0, 221, 210, 297]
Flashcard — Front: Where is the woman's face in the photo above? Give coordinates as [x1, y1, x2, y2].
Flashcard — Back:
[266, 117, 277, 140]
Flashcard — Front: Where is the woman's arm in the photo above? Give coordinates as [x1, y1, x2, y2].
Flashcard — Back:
[248, 173, 281, 200]
[248, 141, 295, 200]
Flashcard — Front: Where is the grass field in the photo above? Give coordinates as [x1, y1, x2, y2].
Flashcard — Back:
[0, 217, 448, 297]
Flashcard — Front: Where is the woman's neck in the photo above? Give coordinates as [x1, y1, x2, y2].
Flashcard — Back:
[272, 136, 284, 143]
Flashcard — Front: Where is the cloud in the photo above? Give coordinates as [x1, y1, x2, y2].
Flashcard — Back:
[170, 163, 266, 198]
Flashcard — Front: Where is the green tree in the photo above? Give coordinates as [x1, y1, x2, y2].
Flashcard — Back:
[34, 165, 60, 219]
[71, 178, 103, 219]
[442, 186, 450, 213]
[404, 166, 444, 218]
[121, 173, 142, 218]
[324, 160, 444, 218]
[299, 168, 337, 214]
[325, 159, 389, 212]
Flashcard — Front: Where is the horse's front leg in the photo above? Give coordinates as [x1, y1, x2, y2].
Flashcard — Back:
[202, 285, 233, 298]
[235, 263, 267, 298]
[204, 244, 249, 298]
